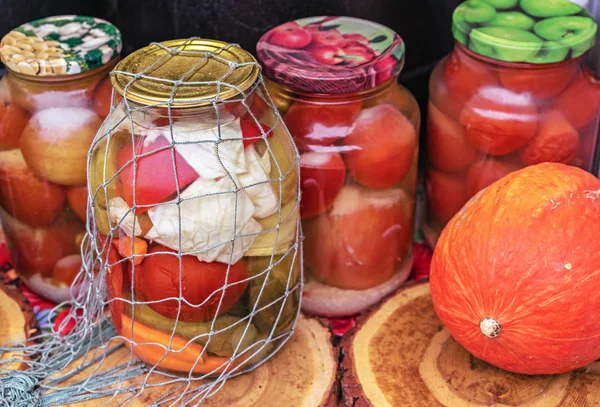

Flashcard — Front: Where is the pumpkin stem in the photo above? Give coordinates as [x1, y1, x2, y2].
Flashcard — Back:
[479, 317, 501, 338]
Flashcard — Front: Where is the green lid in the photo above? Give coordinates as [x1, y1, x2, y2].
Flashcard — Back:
[0, 15, 122, 76]
[452, 0, 597, 64]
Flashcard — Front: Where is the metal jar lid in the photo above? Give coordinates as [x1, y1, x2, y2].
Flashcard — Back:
[0, 15, 122, 77]
[452, 0, 597, 64]
[257, 16, 405, 94]
[111, 39, 260, 108]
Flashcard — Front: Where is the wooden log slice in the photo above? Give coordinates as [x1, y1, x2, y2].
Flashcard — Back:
[340, 281, 600, 407]
[61, 315, 338, 406]
[0, 269, 39, 370]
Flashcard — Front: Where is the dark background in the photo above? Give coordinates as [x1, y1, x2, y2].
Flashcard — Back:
[0, 0, 466, 197]
[0, 0, 463, 121]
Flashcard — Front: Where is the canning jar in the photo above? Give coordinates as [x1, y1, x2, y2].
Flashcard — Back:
[257, 16, 420, 317]
[91, 39, 300, 375]
[0, 16, 121, 302]
[425, 0, 600, 246]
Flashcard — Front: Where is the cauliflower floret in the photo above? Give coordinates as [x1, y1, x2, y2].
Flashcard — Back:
[109, 116, 281, 263]
[144, 176, 261, 263]
[108, 196, 142, 237]
[143, 120, 247, 180]
[238, 145, 279, 219]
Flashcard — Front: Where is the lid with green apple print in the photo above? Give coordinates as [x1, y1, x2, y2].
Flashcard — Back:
[0, 15, 122, 77]
[257, 16, 405, 94]
[452, 0, 597, 64]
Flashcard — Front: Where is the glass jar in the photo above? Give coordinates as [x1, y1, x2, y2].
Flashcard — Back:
[425, 0, 600, 247]
[92, 39, 300, 376]
[0, 16, 122, 302]
[257, 16, 420, 317]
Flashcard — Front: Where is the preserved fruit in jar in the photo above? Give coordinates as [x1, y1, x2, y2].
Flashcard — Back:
[425, 0, 600, 246]
[257, 16, 419, 317]
[93, 39, 301, 376]
[0, 16, 122, 302]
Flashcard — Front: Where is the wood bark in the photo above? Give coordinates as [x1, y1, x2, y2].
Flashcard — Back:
[340, 281, 600, 407]
[0, 268, 39, 370]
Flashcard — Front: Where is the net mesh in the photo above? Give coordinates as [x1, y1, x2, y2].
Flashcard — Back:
[0, 38, 302, 406]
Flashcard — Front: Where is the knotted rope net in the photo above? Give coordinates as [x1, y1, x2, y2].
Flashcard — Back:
[0, 38, 302, 406]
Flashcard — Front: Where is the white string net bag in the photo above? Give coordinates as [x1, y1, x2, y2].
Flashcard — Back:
[0, 38, 302, 406]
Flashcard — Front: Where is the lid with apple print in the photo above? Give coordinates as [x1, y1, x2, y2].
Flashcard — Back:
[257, 16, 405, 94]
[452, 0, 597, 64]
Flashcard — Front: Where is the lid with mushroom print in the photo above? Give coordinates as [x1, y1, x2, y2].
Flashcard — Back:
[0, 15, 122, 77]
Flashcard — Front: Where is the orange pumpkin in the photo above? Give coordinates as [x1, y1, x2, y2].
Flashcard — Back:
[430, 163, 600, 375]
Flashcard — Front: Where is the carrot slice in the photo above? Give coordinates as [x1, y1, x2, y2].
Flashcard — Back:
[120, 315, 242, 374]
[113, 236, 148, 265]
[121, 314, 206, 368]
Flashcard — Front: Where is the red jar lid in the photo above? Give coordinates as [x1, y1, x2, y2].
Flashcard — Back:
[257, 16, 405, 94]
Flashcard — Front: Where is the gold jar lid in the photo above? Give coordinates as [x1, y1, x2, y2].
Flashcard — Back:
[111, 39, 260, 108]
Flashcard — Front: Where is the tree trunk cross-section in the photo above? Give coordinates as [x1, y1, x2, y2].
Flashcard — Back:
[0, 269, 39, 370]
[55, 315, 338, 407]
[340, 281, 600, 407]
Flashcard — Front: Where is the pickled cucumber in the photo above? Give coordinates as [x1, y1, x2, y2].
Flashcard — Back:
[247, 252, 300, 336]
[255, 122, 299, 206]
[246, 200, 299, 256]
[89, 130, 128, 209]
[90, 129, 129, 236]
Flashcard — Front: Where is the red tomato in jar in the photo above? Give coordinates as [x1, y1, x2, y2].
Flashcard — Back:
[222, 93, 273, 146]
[0, 103, 29, 150]
[1, 209, 83, 281]
[554, 71, 600, 129]
[459, 89, 538, 155]
[0, 149, 66, 227]
[299, 151, 346, 219]
[466, 157, 519, 198]
[343, 104, 416, 189]
[93, 77, 121, 119]
[134, 245, 249, 322]
[240, 116, 272, 147]
[498, 64, 576, 99]
[426, 169, 468, 224]
[249, 93, 270, 121]
[520, 110, 579, 166]
[118, 135, 199, 214]
[1, 212, 67, 278]
[571, 121, 598, 169]
[427, 101, 478, 173]
[441, 50, 497, 119]
[303, 185, 412, 290]
[52, 254, 83, 287]
[284, 100, 362, 149]
[66, 185, 88, 223]
[151, 108, 183, 127]
[223, 92, 270, 120]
